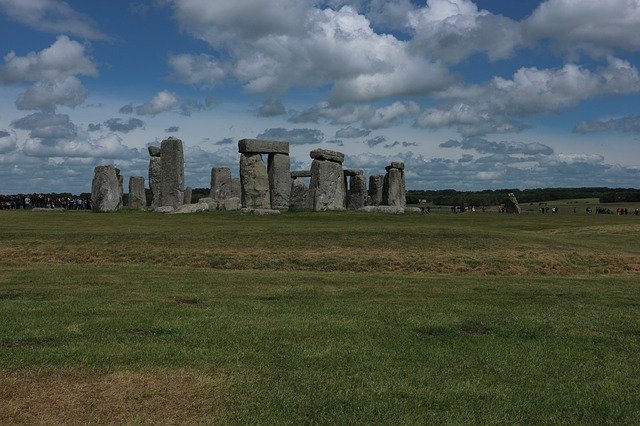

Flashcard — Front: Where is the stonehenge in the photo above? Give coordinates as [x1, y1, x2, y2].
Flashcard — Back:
[309, 149, 347, 211]
[91, 165, 121, 212]
[368, 175, 384, 206]
[159, 137, 185, 209]
[345, 169, 366, 210]
[210, 167, 232, 201]
[505, 193, 521, 214]
[382, 162, 406, 208]
[238, 139, 291, 210]
[148, 146, 162, 209]
[128, 176, 146, 210]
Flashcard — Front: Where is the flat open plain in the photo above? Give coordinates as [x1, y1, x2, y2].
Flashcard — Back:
[1, 210, 639, 423]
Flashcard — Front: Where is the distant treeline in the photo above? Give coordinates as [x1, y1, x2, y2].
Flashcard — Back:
[407, 187, 640, 206]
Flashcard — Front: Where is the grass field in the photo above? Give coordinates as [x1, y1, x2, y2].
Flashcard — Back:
[1, 210, 639, 423]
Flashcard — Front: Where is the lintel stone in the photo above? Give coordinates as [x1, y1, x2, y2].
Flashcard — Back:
[310, 149, 344, 163]
[291, 170, 312, 178]
[238, 139, 289, 154]
[343, 168, 364, 177]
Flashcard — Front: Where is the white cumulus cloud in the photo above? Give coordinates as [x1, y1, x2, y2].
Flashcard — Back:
[135, 91, 178, 116]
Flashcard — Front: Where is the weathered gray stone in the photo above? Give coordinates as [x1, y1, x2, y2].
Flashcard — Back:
[504, 193, 521, 214]
[128, 176, 146, 210]
[344, 168, 364, 177]
[159, 137, 184, 209]
[115, 168, 124, 209]
[309, 159, 346, 211]
[155, 206, 175, 213]
[358, 206, 405, 214]
[183, 186, 192, 205]
[289, 178, 309, 211]
[221, 197, 241, 211]
[148, 157, 161, 209]
[368, 175, 384, 206]
[240, 153, 270, 209]
[347, 172, 366, 210]
[405, 207, 422, 213]
[268, 153, 291, 210]
[241, 208, 281, 216]
[291, 170, 312, 178]
[309, 148, 344, 163]
[171, 203, 208, 214]
[385, 161, 405, 172]
[91, 165, 121, 212]
[230, 178, 241, 198]
[32, 208, 65, 212]
[382, 167, 406, 207]
[210, 167, 232, 200]
[148, 145, 161, 157]
[197, 197, 219, 211]
[238, 139, 289, 154]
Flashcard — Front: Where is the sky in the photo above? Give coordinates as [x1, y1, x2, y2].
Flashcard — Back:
[1, 0, 639, 194]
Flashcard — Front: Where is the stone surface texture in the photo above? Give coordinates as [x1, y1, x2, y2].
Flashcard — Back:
[210, 167, 232, 200]
[241, 208, 281, 216]
[240, 153, 270, 209]
[309, 149, 344, 163]
[91, 165, 121, 212]
[505, 193, 521, 214]
[197, 197, 219, 211]
[291, 170, 312, 178]
[230, 178, 241, 199]
[128, 176, 146, 210]
[268, 153, 291, 210]
[358, 206, 405, 214]
[309, 159, 346, 211]
[155, 206, 175, 213]
[183, 187, 192, 205]
[148, 146, 161, 157]
[238, 139, 289, 154]
[368, 175, 384, 206]
[159, 137, 184, 209]
[115, 168, 124, 209]
[382, 166, 406, 207]
[148, 157, 161, 209]
[171, 203, 208, 214]
[347, 172, 366, 210]
[221, 197, 241, 211]
[289, 178, 309, 211]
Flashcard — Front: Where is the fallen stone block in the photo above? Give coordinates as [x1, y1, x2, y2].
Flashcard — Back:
[240, 208, 281, 216]
[155, 206, 175, 213]
[171, 203, 209, 214]
[358, 206, 405, 214]
[221, 197, 241, 211]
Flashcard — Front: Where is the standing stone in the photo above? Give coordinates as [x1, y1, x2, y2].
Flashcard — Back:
[159, 137, 184, 209]
[348, 172, 366, 210]
[115, 168, 124, 209]
[382, 163, 406, 207]
[230, 178, 241, 199]
[368, 175, 384, 206]
[240, 153, 270, 209]
[268, 153, 291, 210]
[128, 176, 147, 210]
[183, 186, 192, 205]
[148, 145, 161, 157]
[504, 193, 521, 214]
[210, 167, 232, 200]
[309, 157, 346, 211]
[91, 165, 121, 212]
[290, 178, 309, 211]
[148, 157, 161, 209]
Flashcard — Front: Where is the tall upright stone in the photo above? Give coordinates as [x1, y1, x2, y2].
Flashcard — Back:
[183, 186, 192, 205]
[290, 178, 309, 211]
[148, 157, 161, 209]
[230, 178, 241, 199]
[368, 175, 384, 206]
[240, 153, 270, 209]
[159, 137, 184, 209]
[210, 167, 232, 200]
[504, 193, 521, 214]
[268, 153, 291, 210]
[91, 165, 121, 212]
[308, 149, 346, 211]
[115, 168, 124, 209]
[348, 171, 366, 210]
[128, 176, 147, 210]
[382, 162, 406, 207]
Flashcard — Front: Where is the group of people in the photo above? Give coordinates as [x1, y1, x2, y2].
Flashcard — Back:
[0, 194, 91, 210]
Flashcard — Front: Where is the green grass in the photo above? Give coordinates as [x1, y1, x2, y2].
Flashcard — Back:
[1, 210, 639, 423]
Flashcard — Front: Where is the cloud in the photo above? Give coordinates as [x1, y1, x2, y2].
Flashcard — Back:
[440, 137, 554, 156]
[326, 139, 344, 146]
[0, 0, 109, 40]
[15, 76, 88, 112]
[407, 0, 522, 63]
[416, 58, 640, 136]
[165, 126, 179, 133]
[11, 112, 77, 143]
[257, 97, 286, 117]
[103, 118, 145, 133]
[22, 133, 140, 159]
[0, 130, 17, 154]
[256, 128, 325, 145]
[0, 35, 98, 84]
[167, 53, 225, 86]
[135, 91, 178, 116]
[366, 135, 386, 147]
[524, 0, 640, 57]
[335, 126, 370, 138]
[290, 101, 419, 130]
[87, 123, 101, 132]
[215, 137, 234, 145]
[362, 101, 420, 129]
[179, 97, 217, 116]
[119, 104, 133, 114]
[574, 115, 640, 134]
